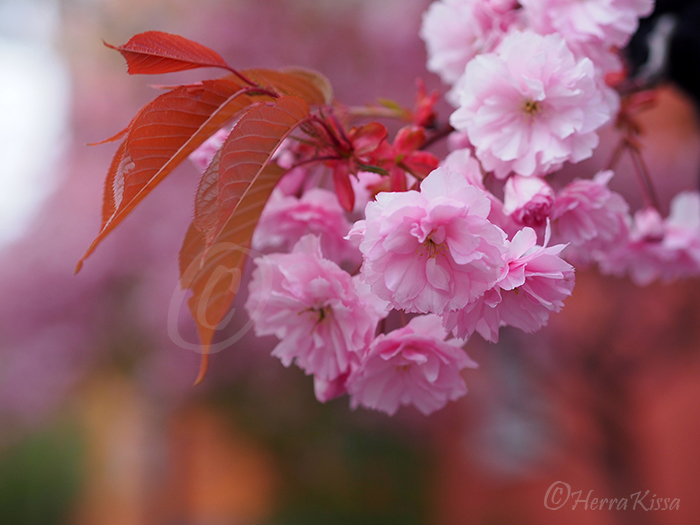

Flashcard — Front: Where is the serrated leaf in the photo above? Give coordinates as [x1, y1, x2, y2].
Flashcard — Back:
[76, 77, 266, 271]
[79, 64, 336, 272]
[194, 95, 312, 241]
[105, 31, 233, 75]
[181, 96, 312, 381]
[183, 162, 288, 384]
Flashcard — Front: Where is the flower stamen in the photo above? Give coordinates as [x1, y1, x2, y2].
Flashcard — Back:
[300, 305, 332, 325]
[416, 231, 447, 259]
[523, 99, 541, 116]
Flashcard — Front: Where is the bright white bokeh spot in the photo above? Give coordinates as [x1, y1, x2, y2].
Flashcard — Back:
[0, 0, 70, 247]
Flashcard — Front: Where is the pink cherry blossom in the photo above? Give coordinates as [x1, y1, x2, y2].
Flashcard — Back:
[350, 170, 389, 215]
[443, 288, 503, 342]
[445, 227, 575, 341]
[551, 170, 631, 263]
[486, 0, 519, 15]
[450, 30, 615, 178]
[441, 149, 522, 237]
[599, 192, 700, 285]
[520, 0, 653, 74]
[245, 235, 388, 382]
[314, 373, 350, 403]
[189, 128, 229, 173]
[347, 315, 477, 415]
[484, 195, 522, 242]
[503, 174, 555, 228]
[447, 130, 473, 151]
[252, 187, 358, 264]
[521, 0, 654, 49]
[441, 148, 485, 189]
[349, 166, 507, 316]
[275, 167, 308, 196]
[270, 138, 298, 170]
[420, 0, 521, 86]
[495, 227, 576, 332]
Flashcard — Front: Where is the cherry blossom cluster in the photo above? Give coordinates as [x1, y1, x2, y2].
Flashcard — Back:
[237, 159, 577, 416]
[420, 0, 700, 285]
[189, 0, 700, 416]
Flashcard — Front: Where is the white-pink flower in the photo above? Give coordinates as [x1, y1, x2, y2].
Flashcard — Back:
[245, 235, 388, 382]
[450, 30, 615, 178]
[552, 170, 631, 263]
[521, 0, 654, 49]
[599, 192, 700, 285]
[347, 315, 477, 415]
[420, 0, 521, 86]
[314, 373, 350, 403]
[445, 227, 575, 341]
[494, 227, 576, 332]
[350, 170, 388, 215]
[503, 174, 555, 228]
[252, 187, 358, 264]
[441, 148, 485, 189]
[349, 166, 507, 316]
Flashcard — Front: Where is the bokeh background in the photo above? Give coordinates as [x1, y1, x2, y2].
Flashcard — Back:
[1, 0, 700, 524]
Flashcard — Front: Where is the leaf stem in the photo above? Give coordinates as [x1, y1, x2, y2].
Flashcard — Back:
[309, 115, 345, 151]
[629, 148, 660, 210]
[421, 123, 454, 150]
[289, 155, 344, 170]
[328, 112, 353, 149]
[346, 105, 407, 120]
[606, 138, 627, 171]
[225, 67, 260, 88]
[242, 86, 280, 99]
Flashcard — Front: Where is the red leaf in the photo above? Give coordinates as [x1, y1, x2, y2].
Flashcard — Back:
[245, 68, 333, 106]
[393, 125, 426, 155]
[78, 67, 335, 272]
[389, 166, 408, 192]
[413, 78, 439, 128]
[194, 95, 312, 242]
[180, 96, 312, 381]
[76, 77, 264, 272]
[333, 164, 355, 212]
[180, 163, 287, 384]
[105, 31, 233, 75]
[350, 122, 388, 157]
[402, 151, 440, 179]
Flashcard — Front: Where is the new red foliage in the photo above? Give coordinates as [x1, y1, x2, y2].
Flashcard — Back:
[80, 32, 334, 381]
[182, 96, 312, 382]
[104, 31, 234, 76]
[76, 77, 262, 271]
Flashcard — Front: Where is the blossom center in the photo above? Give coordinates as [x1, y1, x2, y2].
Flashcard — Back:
[522, 99, 541, 117]
[301, 304, 332, 325]
[513, 198, 552, 227]
[418, 234, 447, 259]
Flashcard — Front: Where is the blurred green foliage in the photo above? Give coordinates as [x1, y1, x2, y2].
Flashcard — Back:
[211, 364, 430, 525]
[0, 422, 83, 525]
